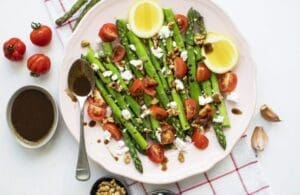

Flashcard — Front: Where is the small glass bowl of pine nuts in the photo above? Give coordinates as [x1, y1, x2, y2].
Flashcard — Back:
[90, 176, 129, 195]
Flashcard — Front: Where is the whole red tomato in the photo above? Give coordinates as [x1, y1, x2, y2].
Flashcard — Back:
[27, 54, 51, 76]
[30, 22, 52, 46]
[3, 38, 26, 61]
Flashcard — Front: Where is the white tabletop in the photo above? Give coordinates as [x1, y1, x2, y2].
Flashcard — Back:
[0, 0, 299, 194]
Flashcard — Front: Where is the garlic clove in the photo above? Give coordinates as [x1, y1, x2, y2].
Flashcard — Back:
[251, 126, 268, 154]
[260, 104, 281, 122]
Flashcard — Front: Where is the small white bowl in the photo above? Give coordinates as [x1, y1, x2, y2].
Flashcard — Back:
[6, 85, 59, 149]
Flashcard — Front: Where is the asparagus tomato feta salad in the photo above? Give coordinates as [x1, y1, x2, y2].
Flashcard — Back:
[79, 0, 239, 173]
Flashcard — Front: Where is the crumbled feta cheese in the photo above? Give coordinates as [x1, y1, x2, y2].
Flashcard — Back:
[198, 95, 213, 106]
[180, 50, 188, 61]
[158, 26, 173, 39]
[103, 70, 113, 77]
[172, 41, 177, 47]
[103, 131, 112, 141]
[95, 38, 101, 45]
[213, 115, 224, 123]
[174, 138, 186, 151]
[161, 67, 166, 74]
[98, 50, 105, 57]
[117, 66, 125, 72]
[126, 23, 131, 30]
[141, 105, 147, 111]
[91, 63, 99, 72]
[94, 53, 100, 59]
[111, 74, 118, 81]
[174, 79, 184, 91]
[129, 59, 143, 70]
[156, 128, 162, 143]
[166, 69, 172, 75]
[162, 39, 167, 46]
[106, 107, 112, 117]
[115, 146, 129, 155]
[151, 47, 164, 59]
[117, 140, 125, 148]
[226, 92, 239, 103]
[141, 109, 150, 118]
[121, 70, 133, 81]
[185, 136, 192, 143]
[167, 101, 177, 109]
[129, 44, 136, 51]
[121, 109, 132, 120]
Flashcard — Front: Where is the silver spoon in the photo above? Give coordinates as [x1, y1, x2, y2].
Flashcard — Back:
[68, 59, 95, 181]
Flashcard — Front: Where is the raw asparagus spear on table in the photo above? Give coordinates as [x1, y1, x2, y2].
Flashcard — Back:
[55, 0, 88, 26]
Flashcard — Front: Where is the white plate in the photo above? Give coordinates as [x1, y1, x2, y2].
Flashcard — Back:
[59, 0, 256, 184]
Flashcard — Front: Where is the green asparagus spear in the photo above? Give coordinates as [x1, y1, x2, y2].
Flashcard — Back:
[116, 19, 144, 77]
[55, 0, 88, 26]
[211, 73, 230, 127]
[144, 94, 160, 140]
[163, 9, 185, 49]
[95, 79, 148, 150]
[123, 131, 143, 173]
[185, 8, 196, 47]
[127, 31, 170, 108]
[73, 0, 101, 30]
[214, 124, 226, 149]
[102, 42, 113, 58]
[148, 40, 169, 91]
[86, 48, 106, 72]
[171, 89, 190, 131]
[187, 48, 201, 101]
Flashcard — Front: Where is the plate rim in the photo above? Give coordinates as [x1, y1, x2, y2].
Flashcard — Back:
[59, 0, 257, 184]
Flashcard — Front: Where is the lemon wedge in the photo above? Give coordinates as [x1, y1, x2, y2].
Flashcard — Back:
[128, 0, 164, 38]
[202, 32, 239, 74]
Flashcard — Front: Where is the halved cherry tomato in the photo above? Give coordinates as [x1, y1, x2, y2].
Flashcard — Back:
[218, 72, 238, 93]
[143, 87, 156, 96]
[150, 105, 168, 120]
[174, 57, 188, 78]
[88, 90, 106, 107]
[192, 129, 209, 149]
[143, 77, 157, 96]
[98, 23, 118, 42]
[160, 123, 175, 145]
[196, 63, 211, 82]
[87, 104, 107, 122]
[3, 37, 26, 61]
[175, 14, 188, 33]
[103, 122, 122, 140]
[146, 144, 165, 163]
[30, 22, 52, 46]
[184, 98, 198, 120]
[129, 79, 144, 96]
[112, 45, 126, 63]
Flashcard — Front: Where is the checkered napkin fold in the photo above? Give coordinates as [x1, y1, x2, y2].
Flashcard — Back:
[44, 0, 271, 194]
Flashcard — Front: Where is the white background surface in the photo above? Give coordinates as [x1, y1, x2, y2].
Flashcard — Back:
[0, 0, 298, 194]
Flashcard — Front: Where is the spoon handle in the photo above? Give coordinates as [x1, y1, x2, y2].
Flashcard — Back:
[76, 106, 90, 181]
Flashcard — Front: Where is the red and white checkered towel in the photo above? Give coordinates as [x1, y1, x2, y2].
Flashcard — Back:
[44, 0, 271, 194]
